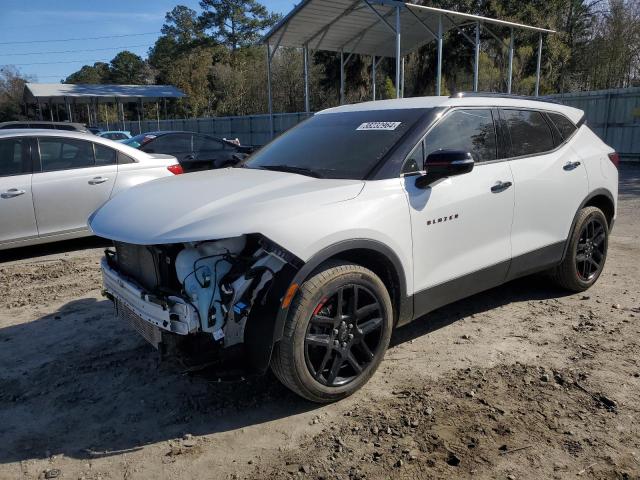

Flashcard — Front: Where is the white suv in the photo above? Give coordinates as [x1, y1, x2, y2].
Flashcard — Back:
[89, 94, 619, 402]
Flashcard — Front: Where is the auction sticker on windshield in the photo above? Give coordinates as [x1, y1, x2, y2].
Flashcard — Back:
[356, 122, 401, 131]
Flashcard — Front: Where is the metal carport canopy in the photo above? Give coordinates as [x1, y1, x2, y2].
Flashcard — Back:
[264, 0, 554, 58]
[24, 83, 186, 105]
[262, 0, 555, 138]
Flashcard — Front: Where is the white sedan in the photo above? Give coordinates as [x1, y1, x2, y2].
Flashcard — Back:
[0, 129, 182, 250]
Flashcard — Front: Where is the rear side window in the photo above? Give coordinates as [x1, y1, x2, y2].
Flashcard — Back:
[547, 112, 578, 141]
[94, 143, 117, 166]
[148, 134, 192, 153]
[423, 109, 497, 162]
[0, 138, 30, 176]
[194, 135, 225, 156]
[38, 138, 94, 172]
[502, 109, 554, 157]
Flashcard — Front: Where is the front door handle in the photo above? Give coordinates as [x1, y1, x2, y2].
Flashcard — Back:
[89, 177, 109, 185]
[491, 181, 513, 193]
[1, 188, 26, 199]
[563, 161, 581, 171]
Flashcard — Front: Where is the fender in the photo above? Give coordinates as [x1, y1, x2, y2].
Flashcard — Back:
[244, 238, 411, 374]
[561, 188, 616, 261]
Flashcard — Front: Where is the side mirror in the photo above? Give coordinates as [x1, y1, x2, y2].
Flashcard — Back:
[415, 150, 475, 189]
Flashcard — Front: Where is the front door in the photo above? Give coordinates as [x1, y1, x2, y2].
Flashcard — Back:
[403, 108, 515, 316]
[32, 137, 117, 236]
[0, 137, 37, 244]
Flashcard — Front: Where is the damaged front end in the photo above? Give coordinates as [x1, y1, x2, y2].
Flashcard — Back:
[101, 234, 302, 373]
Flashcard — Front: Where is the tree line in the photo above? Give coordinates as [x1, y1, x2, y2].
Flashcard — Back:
[1, 0, 639, 123]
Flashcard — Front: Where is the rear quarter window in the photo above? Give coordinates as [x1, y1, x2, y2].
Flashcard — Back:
[547, 112, 578, 141]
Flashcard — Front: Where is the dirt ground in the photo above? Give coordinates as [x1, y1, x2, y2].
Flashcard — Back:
[0, 165, 638, 480]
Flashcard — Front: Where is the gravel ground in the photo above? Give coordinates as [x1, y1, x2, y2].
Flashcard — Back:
[0, 165, 638, 480]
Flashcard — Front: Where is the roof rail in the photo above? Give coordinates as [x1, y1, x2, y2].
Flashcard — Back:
[450, 92, 559, 104]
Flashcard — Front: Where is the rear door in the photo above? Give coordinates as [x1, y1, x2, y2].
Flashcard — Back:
[32, 137, 117, 236]
[0, 137, 37, 243]
[501, 108, 588, 272]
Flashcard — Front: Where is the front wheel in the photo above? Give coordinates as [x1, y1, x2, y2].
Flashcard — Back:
[551, 206, 609, 292]
[271, 262, 393, 403]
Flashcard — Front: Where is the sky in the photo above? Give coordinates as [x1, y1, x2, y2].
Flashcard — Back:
[0, 0, 296, 82]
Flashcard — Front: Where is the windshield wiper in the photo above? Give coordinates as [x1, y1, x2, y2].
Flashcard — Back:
[259, 165, 325, 178]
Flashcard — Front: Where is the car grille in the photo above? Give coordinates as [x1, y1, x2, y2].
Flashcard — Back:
[115, 299, 162, 349]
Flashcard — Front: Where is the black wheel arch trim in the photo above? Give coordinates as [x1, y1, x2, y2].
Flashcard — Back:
[562, 188, 615, 261]
[245, 239, 411, 375]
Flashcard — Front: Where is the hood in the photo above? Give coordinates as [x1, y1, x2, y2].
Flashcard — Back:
[89, 167, 365, 245]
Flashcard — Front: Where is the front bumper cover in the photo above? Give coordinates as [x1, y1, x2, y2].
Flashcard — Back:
[101, 258, 199, 336]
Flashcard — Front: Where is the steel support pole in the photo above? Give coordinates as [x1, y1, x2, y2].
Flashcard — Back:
[436, 15, 443, 96]
[507, 28, 514, 94]
[372, 55, 376, 100]
[49, 102, 53, 121]
[401, 57, 405, 98]
[303, 44, 310, 113]
[395, 6, 401, 99]
[137, 99, 142, 134]
[156, 102, 160, 129]
[535, 33, 543, 96]
[105, 104, 109, 130]
[474, 22, 480, 92]
[266, 44, 274, 139]
[86, 104, 90, 124]
[340, 49, 345, 104]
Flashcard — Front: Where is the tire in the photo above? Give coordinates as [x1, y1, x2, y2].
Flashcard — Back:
[271, 261, 393, 403]
[551, 206, 609, 292]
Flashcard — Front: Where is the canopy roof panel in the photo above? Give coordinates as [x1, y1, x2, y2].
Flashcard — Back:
[24, 83, 186, 104]
[263, 0, 555, 57]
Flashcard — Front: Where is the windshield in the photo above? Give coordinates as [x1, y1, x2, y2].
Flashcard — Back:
[243, 109, 429, 179]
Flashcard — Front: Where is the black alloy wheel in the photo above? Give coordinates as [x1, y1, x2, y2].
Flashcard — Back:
[304, 284, 384, 387]
[550, 206, 609, 292]
[575, 217, 607, 281]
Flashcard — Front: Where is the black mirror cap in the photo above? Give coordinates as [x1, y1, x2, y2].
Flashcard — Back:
[416, 150, 475, 188]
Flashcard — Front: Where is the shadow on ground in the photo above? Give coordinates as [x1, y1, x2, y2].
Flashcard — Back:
[0, 274, 568, 465]
[0, 236, 109, 264]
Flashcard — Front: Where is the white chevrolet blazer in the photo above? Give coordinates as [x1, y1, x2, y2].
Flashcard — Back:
[89, 94, 619, 402]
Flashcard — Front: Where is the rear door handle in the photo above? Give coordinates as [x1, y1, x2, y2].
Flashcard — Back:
[1, 188, 26, 199]
[563, 161, 581, 171]
[89, 177, 109, 185]
[491, 181, 513, 193]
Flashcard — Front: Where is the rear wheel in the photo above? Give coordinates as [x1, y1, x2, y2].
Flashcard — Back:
[271, 262, 393, 403]
[551, 206, 609, 292]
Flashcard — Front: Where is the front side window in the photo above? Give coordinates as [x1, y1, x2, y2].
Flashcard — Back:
[503, 109, 554, 157]
[38, 138, 94, 172]
[243, 109, 429, 179]
[402, 142, 423, 174]
[423, 109, 497, 163]
[0, 138, 30, 176]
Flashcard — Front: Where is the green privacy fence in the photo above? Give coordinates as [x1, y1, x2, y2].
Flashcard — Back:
[549, 87, 640, 160]
[107, 112, 312, 147]
[105, 88, 640, 159]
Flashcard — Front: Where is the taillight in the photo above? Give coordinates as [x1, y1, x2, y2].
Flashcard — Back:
[167, 164, 184, 175]
[608, 152, 620, 168]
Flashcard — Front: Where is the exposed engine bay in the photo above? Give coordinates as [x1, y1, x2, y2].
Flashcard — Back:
[102, 234, 301, 368]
